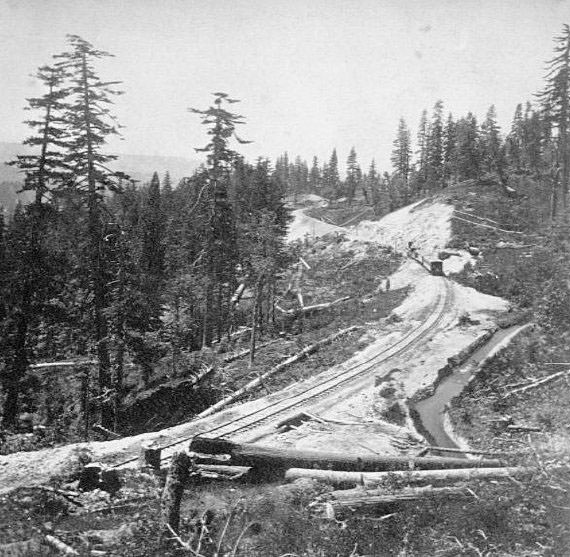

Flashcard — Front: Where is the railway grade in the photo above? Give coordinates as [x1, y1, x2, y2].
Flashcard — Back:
[113, 274, 454, 469]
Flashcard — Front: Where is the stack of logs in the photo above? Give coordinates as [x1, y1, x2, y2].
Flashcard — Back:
[159, 436, 534, 540]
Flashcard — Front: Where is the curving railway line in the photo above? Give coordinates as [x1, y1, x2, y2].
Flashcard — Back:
[113, 272, 454, 469]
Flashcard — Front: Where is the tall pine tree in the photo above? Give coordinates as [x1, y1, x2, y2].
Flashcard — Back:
[54, 34, 127, 428]
[391, 118, 412, 186]
[537, 24, 570, 213]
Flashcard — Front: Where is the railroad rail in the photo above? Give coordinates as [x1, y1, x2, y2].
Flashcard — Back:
[112, 275, 454, 469]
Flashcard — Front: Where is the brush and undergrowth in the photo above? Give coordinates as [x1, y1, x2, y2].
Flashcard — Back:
[3, 462, 568, 556]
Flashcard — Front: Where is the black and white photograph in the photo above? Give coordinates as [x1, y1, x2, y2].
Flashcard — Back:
[0, 1, 569, 555]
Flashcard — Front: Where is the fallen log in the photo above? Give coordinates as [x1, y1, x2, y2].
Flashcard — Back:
[189, 437, 505, 473]
[230, 283, 246, 308]
[503, 369, 570, 398]
[92, 423, 121, 439]
[44, 535, 79, 556]
[195, 326, 361, 419]
[312, 486, 470, 518]
[324, 485, 464, 501]
[423, 446, 509, 457]
[275, 296, 352, 316]
[452, 215, 524, 234]
[285, 466, 535, 487]
[506, 424, 542, 433]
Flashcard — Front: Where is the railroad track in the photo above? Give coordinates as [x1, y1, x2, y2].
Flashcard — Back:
[112, 275, 454, 469]
[196, 277, 454, 441]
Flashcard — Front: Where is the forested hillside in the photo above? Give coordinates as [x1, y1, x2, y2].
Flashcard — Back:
[0, 36, 292, 438]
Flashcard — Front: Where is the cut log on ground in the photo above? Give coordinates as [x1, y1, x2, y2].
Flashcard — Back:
[44, 535, 79, 556]
[189, 437, 505, 473]
[506, 424, 542, 432]
[285, 466, 535, 488]
[195, 326, 361, 419]
[92, 423, 121, 439]
[503, 369, 570, 397]
[275, 296, 352, 316]
[423, 446, 509, 457]
[29, 360, 98, 369]
[452, 214, 524, 234]
[312, 486, 470, 518]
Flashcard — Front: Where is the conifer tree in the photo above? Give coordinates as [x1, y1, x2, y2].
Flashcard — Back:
[521, 102, 544, 175]
[1, 63, 68, 427]
[537, 24, 570, 211]
[367, 160, 389, 215]
[455, 113, 481, 181]
[190, 92, 247, 346]
[0, 210, 5, 321]
[443, 113, 457, 184]
[54, 34, 127, 428]
[416, 109, 429, 187]
[163, 171, 172, 193]
[390, 118, 412, 186]
[8, 65, 68, 204]
[480, 105, 504, 178]
[275, 152, 290, 193]
[426, 100, 444, 189]
[345, 147, 361, 205]
[506, 103, 524, 172]
[0, 204, 62, 426]
[309, 156, 321, 193]
[139, 172, 165, 323]
[322, 149, 340, 200]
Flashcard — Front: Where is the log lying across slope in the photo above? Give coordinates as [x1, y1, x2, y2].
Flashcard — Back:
[195, 325, 361, 419]
[190, 437, 505, 473]
[312, 486, 471, 518]
[285, 466, 535, 488]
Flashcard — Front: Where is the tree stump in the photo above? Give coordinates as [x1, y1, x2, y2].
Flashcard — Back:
[160, 451, 194, 545]
[139, 442, 162, 473]
[78, 463, 102, 491]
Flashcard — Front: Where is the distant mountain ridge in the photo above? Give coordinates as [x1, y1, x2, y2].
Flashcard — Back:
[0, 141, 201, 213]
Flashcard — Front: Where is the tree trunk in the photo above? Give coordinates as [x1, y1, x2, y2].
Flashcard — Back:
[249, 277, 264, 367]
[314, 486, 469, 518]
[189, 437, 504, 473]
[202, 280, 213, 349]
[285, 466, 534, 488]
[81, 52, 112, 429]
[2, 293, 30, 428]
[81, 366, 91, 441]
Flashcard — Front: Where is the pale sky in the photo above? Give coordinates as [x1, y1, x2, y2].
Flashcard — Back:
[1, 0, 569, 171]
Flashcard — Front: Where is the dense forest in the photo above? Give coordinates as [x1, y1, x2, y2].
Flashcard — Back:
[1, 24, 570, 445]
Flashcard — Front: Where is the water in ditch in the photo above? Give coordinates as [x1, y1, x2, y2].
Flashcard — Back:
[412, 324, 528, 450]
